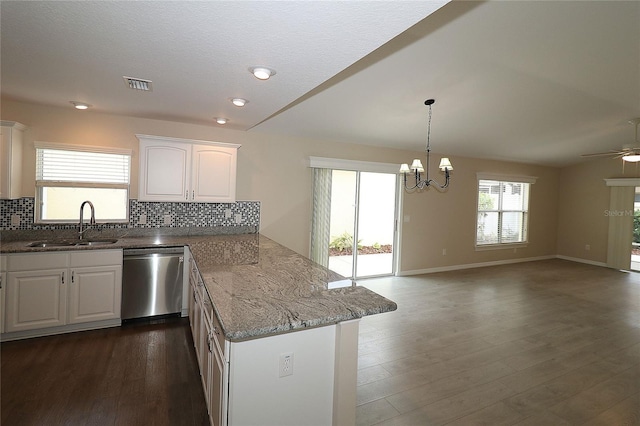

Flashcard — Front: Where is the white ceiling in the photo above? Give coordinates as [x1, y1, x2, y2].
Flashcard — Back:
[2, 1, 639, 167]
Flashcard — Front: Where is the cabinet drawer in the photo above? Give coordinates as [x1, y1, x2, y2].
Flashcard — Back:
[70, 249, 122, 267]
[8, 252, 69, 271]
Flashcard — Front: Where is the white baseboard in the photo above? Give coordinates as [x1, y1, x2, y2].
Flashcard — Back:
[397, 255, 556, 276]
[555, 255, 608, 268]
[1, 318, 121, 342]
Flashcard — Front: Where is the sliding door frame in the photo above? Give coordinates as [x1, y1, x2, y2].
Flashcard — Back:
[309, 157, 401, 278]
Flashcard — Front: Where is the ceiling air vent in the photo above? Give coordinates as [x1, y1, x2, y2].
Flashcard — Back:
[123, 76, 153, 91]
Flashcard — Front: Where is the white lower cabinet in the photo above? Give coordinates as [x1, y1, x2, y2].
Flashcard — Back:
[187, 251, 359, 426]
[0, 271, 5, 333]
[189, 256, 227, 426]
[6, 268, 68, 332]
[2, 250, 122, 339]
[1, 255, 7, 333]
[68, 266, 122, 324]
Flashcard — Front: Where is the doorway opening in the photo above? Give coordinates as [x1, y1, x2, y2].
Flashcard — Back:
[311, 165, 398, 279]
[326, 170, 397, 278]
[631, 187, 640, 271]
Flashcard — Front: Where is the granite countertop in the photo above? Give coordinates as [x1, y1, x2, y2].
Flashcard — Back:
[0, 233, 397, 342]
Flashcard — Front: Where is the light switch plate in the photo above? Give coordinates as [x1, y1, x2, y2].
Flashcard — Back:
[163, 214, 172, 226]
[138, 213, 147, 225]
[10, 214, 20, 226]
[234, 213, 242, 224]
[225, 209, 232, 219]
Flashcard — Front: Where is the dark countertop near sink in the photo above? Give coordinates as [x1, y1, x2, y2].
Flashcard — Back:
[0, 233, 397, 341]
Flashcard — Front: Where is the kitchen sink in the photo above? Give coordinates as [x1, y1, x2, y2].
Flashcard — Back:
[28, 239, 118, 247]
[74, 239, 119, 246]
[28, 240, 74, 247]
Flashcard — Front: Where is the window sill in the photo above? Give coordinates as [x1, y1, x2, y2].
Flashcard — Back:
[475, 242, 529, 251]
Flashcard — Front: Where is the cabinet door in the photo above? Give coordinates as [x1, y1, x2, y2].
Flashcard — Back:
[68, 265, 122, 324]
[5, 269, 67, 332]
[210, 343, 224, 426]
[201, 314, 213, 414]
[192, 287, 203, 364]
[191, 144, 237, 203]
[1, 271, 5, 333]
[0, 122, 25, 200]
[139, 140, 190, 201]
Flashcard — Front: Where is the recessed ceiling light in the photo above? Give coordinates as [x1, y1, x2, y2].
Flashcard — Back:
[70, 101, 91, 110]
[249, 67, 276, 80]
[231, 98, 248, 107]
[215, 117, 228, 125]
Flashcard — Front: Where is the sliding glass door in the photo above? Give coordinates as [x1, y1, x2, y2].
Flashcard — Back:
[324, 170, 397, 279]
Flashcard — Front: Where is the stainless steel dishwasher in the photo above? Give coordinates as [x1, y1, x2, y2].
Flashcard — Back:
[122, 247, 184, 320]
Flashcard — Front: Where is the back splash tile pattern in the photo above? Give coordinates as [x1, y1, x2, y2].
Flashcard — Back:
[0, 198, 260, 231]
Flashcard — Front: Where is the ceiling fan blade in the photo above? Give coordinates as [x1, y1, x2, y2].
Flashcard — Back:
[581, 151, 622, 157]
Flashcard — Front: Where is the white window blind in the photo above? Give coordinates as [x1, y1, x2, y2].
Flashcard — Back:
[36, 148, 130, 184]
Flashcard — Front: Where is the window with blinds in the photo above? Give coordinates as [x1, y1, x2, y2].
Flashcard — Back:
[476, 179, 530, 246]
[35, 145, 131, 223]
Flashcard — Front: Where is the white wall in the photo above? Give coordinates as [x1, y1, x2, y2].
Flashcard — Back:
[1, 98, 562, 273]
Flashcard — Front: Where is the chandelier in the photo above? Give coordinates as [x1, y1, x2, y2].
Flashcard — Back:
[399, 99, 453, 190]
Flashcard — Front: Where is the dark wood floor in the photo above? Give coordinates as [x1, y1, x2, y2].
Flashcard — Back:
[1, 317, 208, 426]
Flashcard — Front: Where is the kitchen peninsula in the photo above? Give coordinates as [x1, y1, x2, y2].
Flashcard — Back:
[0, 232, 397, 426]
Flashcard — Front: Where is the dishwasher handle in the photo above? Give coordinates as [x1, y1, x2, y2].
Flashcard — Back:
[124, 247, 184, 257]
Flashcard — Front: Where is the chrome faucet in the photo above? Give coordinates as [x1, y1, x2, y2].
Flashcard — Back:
[78, 200, 96, 240]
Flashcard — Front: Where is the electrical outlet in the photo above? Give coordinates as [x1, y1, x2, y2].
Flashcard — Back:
[10, 214, 20, 226]
[585, 244, 591, 251]
[225, 209, 232, 219]
[139, 213, 147, 225]
[442, 248, 447, 256]
[163, 214, 172, 226]
[234, 213, 242, 224]
[279, 352, 294, 378]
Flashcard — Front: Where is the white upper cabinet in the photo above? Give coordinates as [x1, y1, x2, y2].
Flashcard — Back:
[0, 121, 26, 200]
[137, 135, 240, 203]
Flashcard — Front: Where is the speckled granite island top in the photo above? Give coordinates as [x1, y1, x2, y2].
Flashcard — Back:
[0, 233, 397, 342]
[187, 234, 397, 341]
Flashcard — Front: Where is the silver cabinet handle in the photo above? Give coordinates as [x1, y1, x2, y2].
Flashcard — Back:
[61, 271, 65, 284]
[192, 190, 195, 200]
[71, 271, 75, 283]
[207, 333, 213, 353]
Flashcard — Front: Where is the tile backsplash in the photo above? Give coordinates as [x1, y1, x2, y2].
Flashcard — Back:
[0, 198, 260, 231]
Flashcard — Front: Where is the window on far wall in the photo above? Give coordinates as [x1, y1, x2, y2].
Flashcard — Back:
[476, 175, 535, 248]
[35, 144, 131, 223]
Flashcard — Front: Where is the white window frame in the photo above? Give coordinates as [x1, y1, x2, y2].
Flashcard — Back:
[475, 173, 537, 251]
[35, 142, 132, 224]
